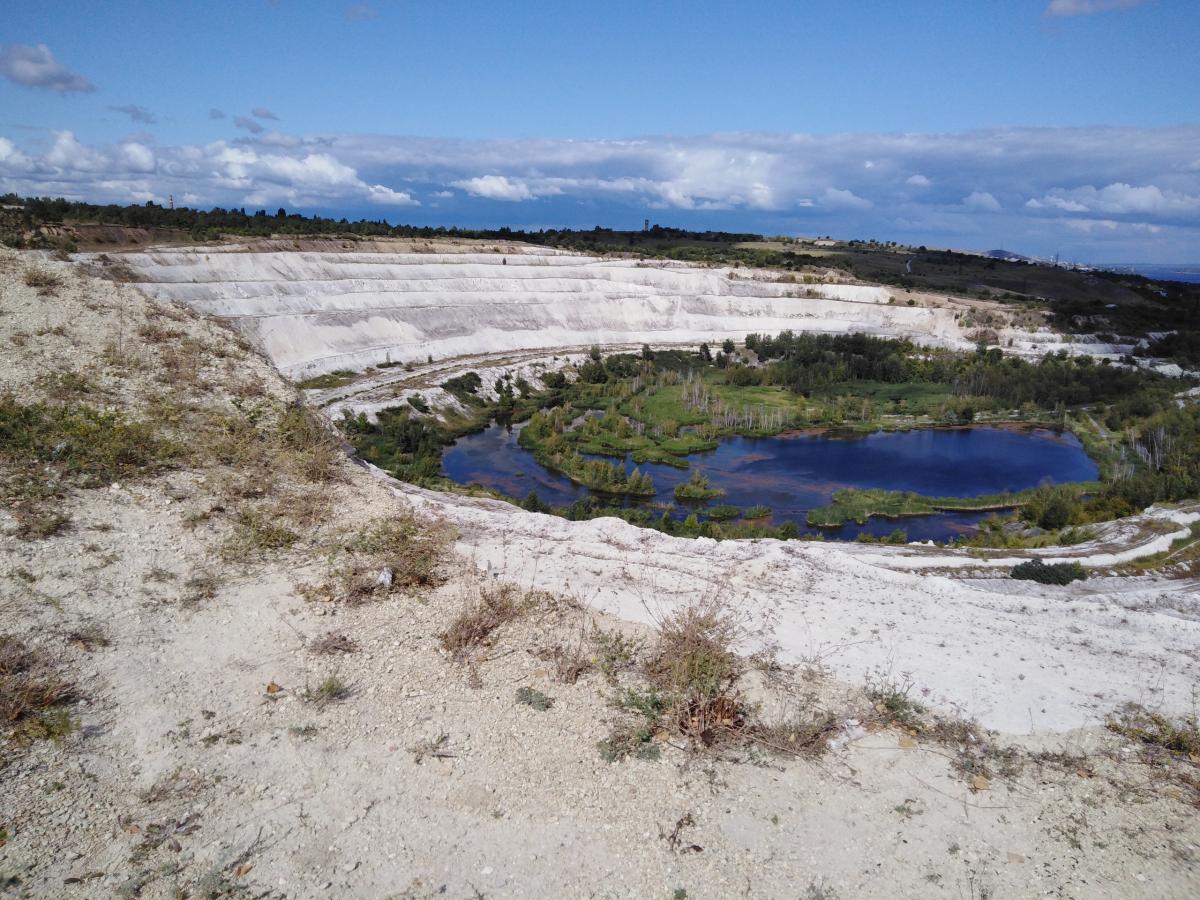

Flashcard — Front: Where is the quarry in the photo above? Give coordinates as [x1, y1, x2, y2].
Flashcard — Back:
[1, 236, 1198, 898]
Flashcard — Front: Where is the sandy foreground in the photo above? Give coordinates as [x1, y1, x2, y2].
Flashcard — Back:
[1, 246, 1198, 899]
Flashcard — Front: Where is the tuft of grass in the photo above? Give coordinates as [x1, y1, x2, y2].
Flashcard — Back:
[545, 640, 595, 684]
[0, 635, 77, 742]
[277, 404, 343, 483]
[34, 371, 96, 402]
[645, 603, 745, 744]
[305, 674, 349, 707]
[515, 686, 554, 711]
[66, 623, 110, 651]
[591, 628, 641, 685]
[12, 507, 70, 541]
[864, 671, 925, 730]
[310, 515, 454, 605]
[439, 583, 524, 657]
[1107, 704, 1200, 756]
[310, 632, 359, 655]
[220, 508, 299, 561]
[182, 571, 220, 605]
[23, 267, 62, 295]
[297, 370, 357, 390]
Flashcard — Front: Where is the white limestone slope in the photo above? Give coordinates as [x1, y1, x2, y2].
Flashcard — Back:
[386, 471, 1200, 734]
[113, 244, 968, 378]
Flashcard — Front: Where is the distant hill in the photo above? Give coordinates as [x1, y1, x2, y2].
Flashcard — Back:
[986, 248, 1032, 262]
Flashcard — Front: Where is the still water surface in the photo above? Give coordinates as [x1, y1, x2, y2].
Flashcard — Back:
[442, 425, 1099, 541]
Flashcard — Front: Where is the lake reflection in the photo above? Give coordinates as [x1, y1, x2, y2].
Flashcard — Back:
[441, 424, 1099, 542]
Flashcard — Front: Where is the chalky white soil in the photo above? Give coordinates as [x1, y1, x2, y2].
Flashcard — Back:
[1, 246, 1197, 899]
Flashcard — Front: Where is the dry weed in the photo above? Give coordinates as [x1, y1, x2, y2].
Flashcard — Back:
[0, 635, 77, 741]
[440, 582, 524, 656]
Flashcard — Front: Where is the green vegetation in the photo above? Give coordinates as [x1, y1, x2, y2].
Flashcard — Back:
[805, 486, 1050, 528]
[297, 370, 357, 390]
[674, 470, 725, 501]
[0, 397, 175, 486]
[1011, 559, 1087, 585]
[342, 327, 1197, 543]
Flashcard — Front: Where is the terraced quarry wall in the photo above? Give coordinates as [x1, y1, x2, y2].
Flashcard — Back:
[114, 244, 968, 377]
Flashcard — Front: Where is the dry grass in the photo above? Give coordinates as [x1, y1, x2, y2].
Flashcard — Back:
[439, 582, 524, 657]
[305, 515, 454, 605]
[276, 405, 344, 483]
[65, 623, 110, 651]
[23, 267, 62, 295]
[12, 506, 71, 541]
[220, 508, 300, 561]
[310, 631, 359, 655]
[0, 635, 77, 742]
[1107, 703, 1200, 756]
[644, 602, 746, 746]
[305, 674, 349, 707]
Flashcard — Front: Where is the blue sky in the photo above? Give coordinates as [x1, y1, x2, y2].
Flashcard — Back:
[2, 0, 1198, 261]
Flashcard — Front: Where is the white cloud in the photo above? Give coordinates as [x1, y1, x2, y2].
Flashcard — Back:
[1028, 182, 1200, 217]
[821, 187, 872, 210]
[209, 108, 227, 120]
[963, 191, 1001, 211]
[1044, 0, 1149, 17]
[346, 3, 377, 20]
[2, 125, 1198, 259]
[452, 175, 540, 202]
[0, 137, 33, 171]
[0, 43, 95, 93]
[119, 143, 156, 173]
[46, 131, 106, 171]
[252, 107, 280, 121]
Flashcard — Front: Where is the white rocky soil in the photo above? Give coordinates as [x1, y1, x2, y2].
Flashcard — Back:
[1, 245, 1197, 899]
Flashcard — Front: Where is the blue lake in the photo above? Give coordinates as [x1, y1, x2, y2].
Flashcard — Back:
[441, 424, 1099, 542]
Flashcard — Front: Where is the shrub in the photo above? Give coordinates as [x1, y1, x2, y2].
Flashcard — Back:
[0, 397, 175, 486]
[1011, 559, 1086, 585]
[440, 583, 524, 656]
[23, 267, 62, 295]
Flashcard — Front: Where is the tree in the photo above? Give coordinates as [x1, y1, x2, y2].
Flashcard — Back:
[698, 343, 712, 362]
[641, 343, 654, 361]
[722, 338, 735, 354]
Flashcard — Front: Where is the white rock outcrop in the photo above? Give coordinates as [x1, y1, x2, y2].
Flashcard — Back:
[116, 245, 967, 377]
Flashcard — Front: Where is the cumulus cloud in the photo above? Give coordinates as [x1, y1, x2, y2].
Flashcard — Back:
[821, 187, 872, 210]
[110, 104, 158, 125]
[0, 43, 95, 93]
[1044, 0, 1149, 16]
[1028, 182, 1200, 217]
[209, 108, 227, 120]
[252, 107, 280, 121]
[963, 191, 1001, 211]
[2, 125, 1198, 258]
[233, 116, 264, 134]
[452, 175, 540, 202]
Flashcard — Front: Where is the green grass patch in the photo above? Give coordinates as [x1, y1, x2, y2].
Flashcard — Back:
[297, 369, 357, 390]
[806, 486, 1032, 527]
